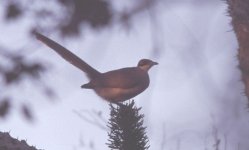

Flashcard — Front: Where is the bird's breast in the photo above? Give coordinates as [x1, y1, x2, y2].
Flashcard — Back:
[94, 82, 149, 103]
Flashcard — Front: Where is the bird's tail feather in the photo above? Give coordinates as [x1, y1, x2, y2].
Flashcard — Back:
[34, 32, 100, 79]
[81, 83, 93, 89]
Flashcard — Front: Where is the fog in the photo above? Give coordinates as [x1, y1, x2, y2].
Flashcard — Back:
[0, 0, 248, 150]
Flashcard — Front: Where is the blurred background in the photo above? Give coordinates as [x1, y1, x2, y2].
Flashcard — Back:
[0, 0, 248, 150]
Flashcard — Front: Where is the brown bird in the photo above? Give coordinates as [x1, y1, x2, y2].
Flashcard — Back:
[35, 32, 158, 103]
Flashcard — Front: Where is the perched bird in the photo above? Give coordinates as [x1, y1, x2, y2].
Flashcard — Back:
[35, 32, 158, 103]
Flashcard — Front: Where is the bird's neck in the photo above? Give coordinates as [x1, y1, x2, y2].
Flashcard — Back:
[138, 66, 150, 72]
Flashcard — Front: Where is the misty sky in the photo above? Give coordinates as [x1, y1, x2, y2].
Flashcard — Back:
[1, 1, 249, 150]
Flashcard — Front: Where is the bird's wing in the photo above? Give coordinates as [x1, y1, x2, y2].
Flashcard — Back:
[93, 68, 149, 88]
[35, 32, 100, 79]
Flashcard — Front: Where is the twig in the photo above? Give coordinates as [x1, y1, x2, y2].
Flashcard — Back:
[73, 109, 108, 131]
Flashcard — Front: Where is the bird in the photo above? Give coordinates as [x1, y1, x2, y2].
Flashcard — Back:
[34, 32, 158, 103]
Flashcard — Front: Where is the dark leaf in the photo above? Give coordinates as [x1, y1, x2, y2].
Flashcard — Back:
[44, 87, 56, 99]
[4, 70, 20, 84]
[0, 98, 11, 118]
[21, 104, 33, 121]
[4, 61, 45, 84]
[24, 63, 46, 78]
[60, 0, 112, 36]
[5, 3, 22, 20]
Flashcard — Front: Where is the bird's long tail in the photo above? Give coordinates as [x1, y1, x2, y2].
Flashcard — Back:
[34, 32, 100, 79]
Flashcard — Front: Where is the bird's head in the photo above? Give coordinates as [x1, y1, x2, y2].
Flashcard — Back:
[137, 59, 158, 71]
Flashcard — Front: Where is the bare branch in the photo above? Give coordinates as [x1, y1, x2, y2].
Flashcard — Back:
[73, 109, 108, 131]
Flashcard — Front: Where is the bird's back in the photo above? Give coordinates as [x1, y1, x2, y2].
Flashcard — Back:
[88, 67, 149, 89]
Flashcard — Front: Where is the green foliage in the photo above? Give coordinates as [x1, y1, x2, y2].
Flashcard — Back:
[107, 101, 149, 150]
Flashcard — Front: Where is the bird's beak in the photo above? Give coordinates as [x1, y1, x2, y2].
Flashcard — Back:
[153, 62, 158, 65]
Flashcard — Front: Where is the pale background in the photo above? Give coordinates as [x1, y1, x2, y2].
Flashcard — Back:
[1, 1, 248, 150]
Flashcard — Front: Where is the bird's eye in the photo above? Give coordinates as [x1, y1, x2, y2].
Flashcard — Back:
[139, 61, 145, 66]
